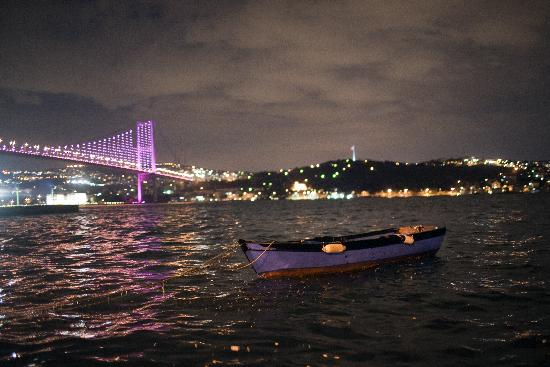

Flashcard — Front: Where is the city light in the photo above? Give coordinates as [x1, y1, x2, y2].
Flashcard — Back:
[1, 123, 548, 205]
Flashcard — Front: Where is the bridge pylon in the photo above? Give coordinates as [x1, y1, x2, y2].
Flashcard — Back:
[135, 121, 156, 203]
[137, 172, 147, 203]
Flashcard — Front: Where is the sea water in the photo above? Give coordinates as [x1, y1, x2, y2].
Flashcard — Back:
[1, 195, 549, 366]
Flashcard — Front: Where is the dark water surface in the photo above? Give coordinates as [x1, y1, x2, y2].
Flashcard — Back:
[1, 195, 549, 366]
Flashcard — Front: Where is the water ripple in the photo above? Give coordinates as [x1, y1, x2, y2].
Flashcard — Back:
[0, 195, 549, 365]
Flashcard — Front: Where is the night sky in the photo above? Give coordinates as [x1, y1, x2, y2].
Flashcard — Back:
[1, 1, 549, 171]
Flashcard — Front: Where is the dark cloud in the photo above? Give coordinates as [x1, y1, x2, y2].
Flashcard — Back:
[1, 0, 549, 170]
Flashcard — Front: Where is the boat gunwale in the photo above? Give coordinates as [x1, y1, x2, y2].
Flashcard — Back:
[239, 226, 446, 252]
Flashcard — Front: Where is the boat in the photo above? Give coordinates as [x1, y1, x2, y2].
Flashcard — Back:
[239, 225, 446, 278]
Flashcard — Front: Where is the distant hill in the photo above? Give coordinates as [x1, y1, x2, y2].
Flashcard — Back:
[195, 158, 522, 194]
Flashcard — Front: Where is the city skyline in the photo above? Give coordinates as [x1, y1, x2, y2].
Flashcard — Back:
[1, 1, 550, 171]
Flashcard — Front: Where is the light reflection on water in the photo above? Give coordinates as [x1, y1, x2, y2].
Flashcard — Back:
[0, 195, 549, 365]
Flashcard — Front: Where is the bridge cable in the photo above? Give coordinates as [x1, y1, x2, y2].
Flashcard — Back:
[155, 127, 183, 164]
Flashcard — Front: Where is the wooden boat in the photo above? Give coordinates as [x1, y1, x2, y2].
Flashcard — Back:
[239, 225, 446, 278]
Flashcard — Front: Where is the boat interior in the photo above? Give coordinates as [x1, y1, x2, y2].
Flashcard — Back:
[241, 225, 441, 247]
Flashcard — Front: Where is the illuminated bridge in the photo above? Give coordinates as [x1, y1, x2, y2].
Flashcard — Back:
[0, 121, 193, 202]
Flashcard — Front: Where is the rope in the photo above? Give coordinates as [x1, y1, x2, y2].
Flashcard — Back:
[231, 241, 275, 270]
[1, 241, 264, 320]
[163, 240, 275, 278]
[1, 284, 156, 321]
[164, 242, 241, 279]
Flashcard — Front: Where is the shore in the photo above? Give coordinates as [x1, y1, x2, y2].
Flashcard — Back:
[0, 205, 79, 217]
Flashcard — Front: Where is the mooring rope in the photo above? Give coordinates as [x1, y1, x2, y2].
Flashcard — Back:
[1, 241, 266, 320]
[231, 241, 275, 270]
[164, 242, 242, 279]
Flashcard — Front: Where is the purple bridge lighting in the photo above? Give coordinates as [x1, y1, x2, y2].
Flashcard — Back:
[0, 120, 193, 203]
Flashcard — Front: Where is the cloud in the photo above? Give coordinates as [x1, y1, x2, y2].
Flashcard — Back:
[1, 0, 549, 170]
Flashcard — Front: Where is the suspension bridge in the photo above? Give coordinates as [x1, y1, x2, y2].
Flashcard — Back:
[0, 121, 193, 203]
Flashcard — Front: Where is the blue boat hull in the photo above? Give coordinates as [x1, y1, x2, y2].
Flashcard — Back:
[240, 227, 445, 278]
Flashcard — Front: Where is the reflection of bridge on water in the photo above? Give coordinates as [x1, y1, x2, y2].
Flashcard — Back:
[0, 121, 193, 202]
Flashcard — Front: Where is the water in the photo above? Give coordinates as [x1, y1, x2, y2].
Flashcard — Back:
[1, 195, 549, 366]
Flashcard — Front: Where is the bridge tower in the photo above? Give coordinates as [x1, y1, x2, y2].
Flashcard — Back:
[136, 121, 156, 203]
